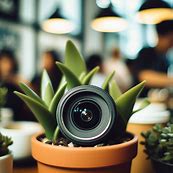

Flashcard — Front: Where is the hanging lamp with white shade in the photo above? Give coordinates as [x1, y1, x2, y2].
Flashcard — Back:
[136, 0, 173, 25]
[42, 8, 75, 34]
[91, 5, 128, 33]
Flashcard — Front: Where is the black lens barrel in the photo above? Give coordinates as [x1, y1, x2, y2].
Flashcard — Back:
[56, 85, 117, 146]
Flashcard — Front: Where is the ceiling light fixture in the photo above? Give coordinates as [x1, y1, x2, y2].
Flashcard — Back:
[42, 8, 75, 34]
[91, 6, 128, 32]
[136, 0, 173, 25]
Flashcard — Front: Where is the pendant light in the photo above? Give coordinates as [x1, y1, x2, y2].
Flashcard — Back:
[136, 0, 173, 25]
[42, 8, 75, 34]
[91, 6, 128, 32]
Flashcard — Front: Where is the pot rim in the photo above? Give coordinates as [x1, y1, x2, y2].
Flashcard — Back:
[32, 132, 138, 168]
[0, 121, 42, 135]
[0, 154, 12, 160]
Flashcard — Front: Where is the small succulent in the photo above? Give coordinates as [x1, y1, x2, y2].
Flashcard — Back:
[0, 133, 13, 157]
[0, 88, 12, 156]
[141, 123, 173, 164]
[14, 40, 149, 143]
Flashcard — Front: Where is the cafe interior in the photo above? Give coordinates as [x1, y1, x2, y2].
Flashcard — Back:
[0, 0, 173, 173]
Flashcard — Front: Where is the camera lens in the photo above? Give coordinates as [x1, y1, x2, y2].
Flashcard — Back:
[72, 101, 101, 130]
[56, 85, 117, 146]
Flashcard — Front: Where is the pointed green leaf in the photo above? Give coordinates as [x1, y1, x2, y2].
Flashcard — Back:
[109, 79, 122, 101]
[56, 62, 81, 89]
[53, 126, 60, 143]
[57, 76, 66, 90]
[65, 40, 87, 76]
[79, 72, 86, 82]
[116, 81, 146, 123]
[49, 82, 67, 115]
[102, 71, 115, 90]
[132, 99, 150, 114]
[14, 91, 56, 140]
[41, 70, 54, 101]
[44, 83, 54, 106]
[0, 87, 8, 107]
[82, 66, 100, 85]
[19, 83, 46, 106]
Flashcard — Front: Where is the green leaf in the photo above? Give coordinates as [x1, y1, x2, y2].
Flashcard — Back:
[116, 81, 146, 124]
[14, 91, 56, 140]
[53, 126, 60, 143]
[41, 70, 54, 103]
[132, 99, 150, 114]
[19, 83, 46, 106]
[0, 87, 8, 107]
[79, 72, 86, 82]
[82, 66, 100, 85]
[102, 71, 115, 90]
[44, 83, 54, 106]
[108, 79, 122, 101]
[57, 76, 66, 90]
[56, 62, 81, 89]
[65, 40, 87, 76]
[49, 82, 67, 115]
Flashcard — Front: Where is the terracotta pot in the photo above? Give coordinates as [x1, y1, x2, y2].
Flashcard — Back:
[0, 154, 13, 173]
[32, 132, 137, 173]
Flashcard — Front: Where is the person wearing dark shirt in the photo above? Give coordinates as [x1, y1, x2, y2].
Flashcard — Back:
[32, 50, 62, 94]
[134, 20, 173, 97]
[0, 49, 32, 121]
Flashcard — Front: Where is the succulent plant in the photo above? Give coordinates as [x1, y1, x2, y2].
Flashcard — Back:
[14, 40, 149, 143]
[0, 88, 13, 157]
[0, 133, 13, 157]
[141, 123, 173, 164]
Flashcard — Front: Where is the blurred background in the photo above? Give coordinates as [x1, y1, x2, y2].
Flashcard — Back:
[1, 1, 173, 170]
[0, 0, 172, 80]
[1, 0, 173, 122]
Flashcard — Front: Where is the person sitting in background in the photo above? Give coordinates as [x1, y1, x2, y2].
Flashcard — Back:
[86, 54, 106, 87]
[133, 20, 173, 97]
[32, 50, 62, 94]
[0, 49, 29, 121]
[103, 48, 133, 92]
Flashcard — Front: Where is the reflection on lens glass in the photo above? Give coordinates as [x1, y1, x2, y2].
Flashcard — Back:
[81, 109, 93, 122]
[72, 101, 101, 130]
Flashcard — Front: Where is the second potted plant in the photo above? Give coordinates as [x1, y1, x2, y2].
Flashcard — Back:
[141, 123, 173, 173]
[0, 133, 13, 173]
[14, 41, 149, 173]
[0, 87, 13, 173]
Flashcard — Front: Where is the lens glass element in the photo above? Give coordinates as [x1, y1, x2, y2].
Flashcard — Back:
[72, 101, 101, 130]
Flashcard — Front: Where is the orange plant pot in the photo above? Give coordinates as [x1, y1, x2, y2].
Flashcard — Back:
[32, 133, 138, 173]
